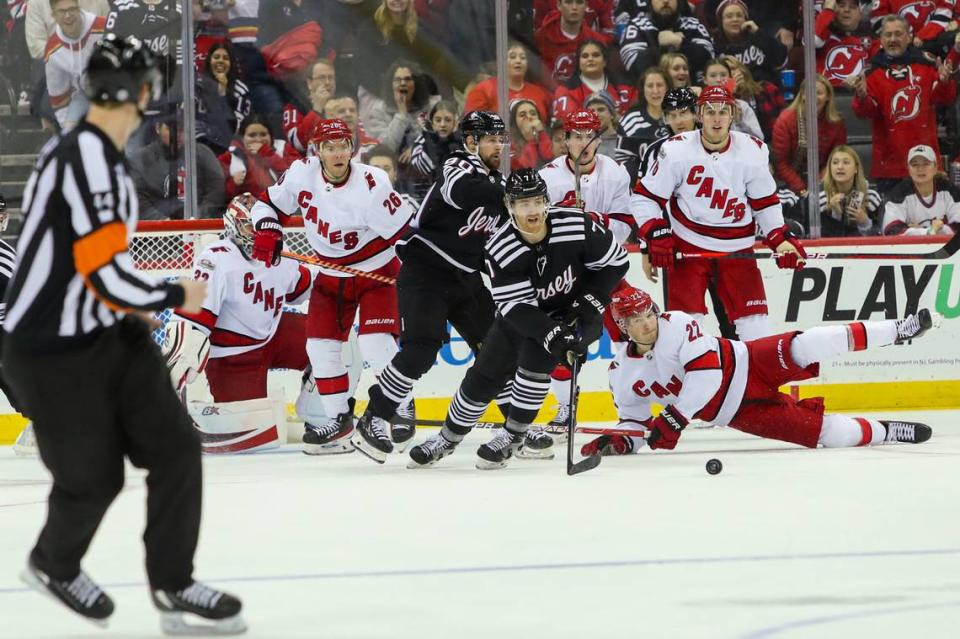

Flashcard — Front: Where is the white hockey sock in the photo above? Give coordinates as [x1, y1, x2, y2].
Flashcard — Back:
[551, 377, 571, 408]
[790, 326, 848, 368]
[733, 313, 772, 341]
[358, 332, 399, 375]
[306, 338, 351, 417]
[818, 414, 885, 447]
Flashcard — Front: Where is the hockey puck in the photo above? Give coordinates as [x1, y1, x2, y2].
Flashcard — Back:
[706, 459, 722, 475]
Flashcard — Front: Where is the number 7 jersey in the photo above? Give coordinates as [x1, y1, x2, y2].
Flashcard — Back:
[609, 311, 749, 427]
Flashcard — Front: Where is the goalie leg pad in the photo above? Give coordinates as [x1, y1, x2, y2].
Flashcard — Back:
[163, 321, 210, 393]
[187, 398, 287, 454]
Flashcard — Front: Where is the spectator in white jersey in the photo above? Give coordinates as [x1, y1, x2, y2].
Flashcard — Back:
[818, 145, 882, 237]
[882, 145, 960, 236]
[24, 0, 107, 60]
[43, 0, 106, 129]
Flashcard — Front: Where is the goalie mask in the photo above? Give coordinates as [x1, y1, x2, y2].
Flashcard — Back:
[504, 168, 549, 239]
[611, 287, 659, 332]
[223, 193, 256, 259]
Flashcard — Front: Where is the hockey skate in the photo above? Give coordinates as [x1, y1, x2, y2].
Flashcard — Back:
[517, 427, 555, 460]
[894, 309, 942, 345]
[542, 392, 577, 444]
[351, 412, 394, 463]
[303, 410, 355, 455]
[476, 429, 525, 470]
[407, 432, 458, 468]
[20, 557, 114, 627]
[152, 581, 245, 636]
[391, 399, 416, 453]
[881, 420, 932, 444]
[13, 422, 38, 456]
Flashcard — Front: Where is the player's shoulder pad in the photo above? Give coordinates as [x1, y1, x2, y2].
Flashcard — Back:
[731, 130, 768, 156]
[355, 162, 391, 190]
[547, 206, 588, 219]
[541, 158, 563, 172]
[196, 238, 237, 270]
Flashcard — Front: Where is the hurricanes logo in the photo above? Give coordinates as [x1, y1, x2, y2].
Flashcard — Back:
[825, 45, 865, 82]
[891, 85, 922, 123]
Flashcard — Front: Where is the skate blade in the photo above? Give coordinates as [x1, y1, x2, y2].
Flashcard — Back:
[516, 447, 555, 460]
[349, 433, 388, 464]
[475, 458, 510, 470]
[406, 458, 437, 469]
[160, 611, 247, 636]
[302, 441, 355, 455]
[19, 569, 110, 628]
[392, 439, 413, 454]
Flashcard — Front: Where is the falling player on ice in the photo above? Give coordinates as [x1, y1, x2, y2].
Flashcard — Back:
[526, 109, 635, 454]
[631, 85, 806, 341]
[167, 194, 362, 453]
[407, 169, 628, 470]
[581, 287, 936, 457]
[250, 118, 416, 456]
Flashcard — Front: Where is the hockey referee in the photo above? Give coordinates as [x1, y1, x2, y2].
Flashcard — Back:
[1, 35, 245, 634]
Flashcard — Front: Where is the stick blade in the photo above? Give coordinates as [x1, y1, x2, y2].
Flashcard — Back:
[567, 453, 601, 476]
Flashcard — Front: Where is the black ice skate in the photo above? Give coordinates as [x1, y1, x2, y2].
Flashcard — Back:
[152, 581, 245, 636]
[20, 557, 114, 627]
[303, 410, 354, 455]
[881, 420, 932, 444]
[391, 399, 416, 453]
[351, 412, 394, 463]
[476, 429, 525, 470]
[407, 432, 458, 468]
[894, 309, 942, 345]
[517, 427, 555, 460]
[543, 389, 578, 443]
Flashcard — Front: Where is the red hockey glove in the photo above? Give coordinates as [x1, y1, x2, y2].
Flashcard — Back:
[646, 405, 688, 450]
[641, 219, 675, 269]
[252, 219, 283, 267]
[581, 434, 634, 457]
[764, 224, 807, 270]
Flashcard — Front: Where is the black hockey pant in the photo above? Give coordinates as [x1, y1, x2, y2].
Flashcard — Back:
[366, 262, 498, 419]
[3, 317, 202, 590]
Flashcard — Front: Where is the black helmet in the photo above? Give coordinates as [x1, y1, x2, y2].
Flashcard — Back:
[505, 168, 548, 202]
[85, 34, 162, 106]
[460, 111, 506, 141]
[662, 87, 698, 113]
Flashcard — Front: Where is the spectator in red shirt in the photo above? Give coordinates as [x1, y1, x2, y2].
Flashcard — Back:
[814, 0, 878, 88]
[534, 0, 613, 84]
[552, 39, 637, 120]
[533, 0, 616, 39]
[509, 98, 554, 170]
[464, 42, 552, 121]
[219, 114, 292, 202]
[772, 74, 847, 196]
[851, 14, 957, 191]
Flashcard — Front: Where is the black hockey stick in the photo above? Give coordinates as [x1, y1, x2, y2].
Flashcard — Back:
[566, 358, 601, 476]
[677, 232, 960, 261]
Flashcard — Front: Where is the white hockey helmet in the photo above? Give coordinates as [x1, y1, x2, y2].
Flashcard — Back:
[223, 193, 256, 258]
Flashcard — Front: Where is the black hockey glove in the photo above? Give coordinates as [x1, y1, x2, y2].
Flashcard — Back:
[544, 324, 588, 368]
[564, 293, 605, 344]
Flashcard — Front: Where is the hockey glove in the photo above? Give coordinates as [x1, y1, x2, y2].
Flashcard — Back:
[641, 219, 675, 269]
[544, 324, 588, 368]
[645, 405, 688, 450]
[252, 219, 283, 267]
[764, 224, 807, 270]
[581, 434, 635, 457]
[565, 293, 605, 344]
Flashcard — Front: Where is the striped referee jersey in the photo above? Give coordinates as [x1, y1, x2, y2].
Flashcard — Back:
[3, 121, 184, 351]
[0, 238, 15, 323]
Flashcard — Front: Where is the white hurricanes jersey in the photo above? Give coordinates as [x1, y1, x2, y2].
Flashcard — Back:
[252, 159, 415, 277]
[539, 154, 634, 246]
[609, 311, 749, 428]
[175, 239, 313, 359]
[631, 130, 784, 252]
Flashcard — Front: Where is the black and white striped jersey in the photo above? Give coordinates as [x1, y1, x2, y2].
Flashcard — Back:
[396, 149, 508, 273]
[0, 239, 15, 323]
[484, 208, 629, 342]
[3, 121, 185, 351]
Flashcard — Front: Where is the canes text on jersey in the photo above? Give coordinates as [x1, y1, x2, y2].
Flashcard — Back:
[297, 191, 360, 249]
[243, 272, 285, 315]
[686, 166, 746, 222]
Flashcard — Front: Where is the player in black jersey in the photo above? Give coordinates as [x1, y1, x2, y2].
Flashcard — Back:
[2, 36, 244, 634]
[350, 111, 511, 463]
[407, 169, 629, 470]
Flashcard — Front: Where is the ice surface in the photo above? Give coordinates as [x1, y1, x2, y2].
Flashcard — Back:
[2, 410, 959, 639]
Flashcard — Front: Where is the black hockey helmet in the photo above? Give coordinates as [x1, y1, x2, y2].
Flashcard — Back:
[460, 111, 506, 141]
[85, 34, 162, 107]
[662, 87, 698, 113]
[505, 168, 548, 203]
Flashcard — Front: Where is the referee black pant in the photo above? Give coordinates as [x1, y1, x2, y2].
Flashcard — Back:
[3, 317, 202, 590]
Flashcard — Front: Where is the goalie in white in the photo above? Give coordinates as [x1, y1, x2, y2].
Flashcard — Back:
[165, 194, 360, 454]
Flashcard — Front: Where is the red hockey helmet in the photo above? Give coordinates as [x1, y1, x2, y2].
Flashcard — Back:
[564, 109, 601, 133]
[611, 287, 659, 330]
[311, 118, 353, 145]
[697, 85, 737, 110]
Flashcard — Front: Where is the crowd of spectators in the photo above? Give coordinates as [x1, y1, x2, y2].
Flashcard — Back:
[2, 0, 960, 237]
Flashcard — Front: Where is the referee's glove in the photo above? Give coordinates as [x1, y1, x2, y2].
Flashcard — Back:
[252, 219, 283, 267]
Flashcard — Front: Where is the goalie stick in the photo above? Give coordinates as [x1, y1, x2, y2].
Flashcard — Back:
[281, 250, 397, 284]
[566, 358, 601, 475]
[677, 232, 960, 261]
